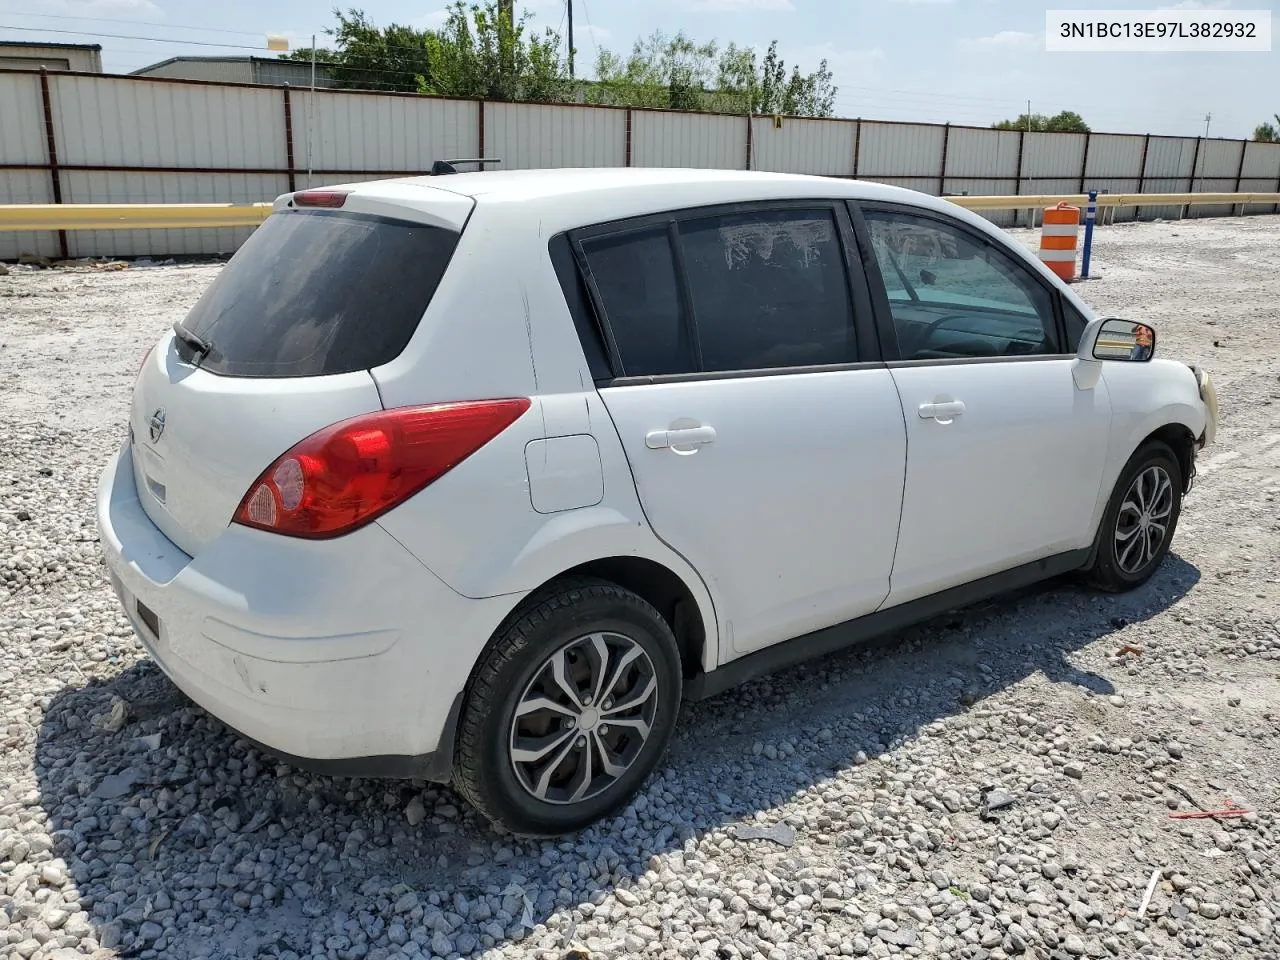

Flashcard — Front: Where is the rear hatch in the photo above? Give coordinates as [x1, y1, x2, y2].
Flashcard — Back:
[129, 186, 473, 557]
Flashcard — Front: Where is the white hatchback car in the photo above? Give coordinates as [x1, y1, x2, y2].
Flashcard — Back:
[98, 168, 1218, 836]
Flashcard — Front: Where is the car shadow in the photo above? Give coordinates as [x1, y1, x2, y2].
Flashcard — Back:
[33, 555, 1200, 959]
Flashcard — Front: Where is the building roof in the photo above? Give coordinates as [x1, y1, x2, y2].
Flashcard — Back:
[0, 40, 102, 51]
[131, 55, 324, 74]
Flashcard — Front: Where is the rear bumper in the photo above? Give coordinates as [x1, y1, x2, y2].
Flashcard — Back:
[96, 443, 517, 779]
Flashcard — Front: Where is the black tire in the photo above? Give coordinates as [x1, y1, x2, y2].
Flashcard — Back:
[1084, 441, 1183, 592]
[453, 577, 683, 837]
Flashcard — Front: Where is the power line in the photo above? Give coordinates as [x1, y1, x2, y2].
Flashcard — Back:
[0, 9, 269, 37]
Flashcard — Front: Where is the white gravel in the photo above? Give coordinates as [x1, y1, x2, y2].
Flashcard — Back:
[2, 216, 1279, 960]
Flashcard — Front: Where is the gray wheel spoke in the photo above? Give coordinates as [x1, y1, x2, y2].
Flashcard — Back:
[592, 730, 628, 779]
[585, 633, 610, 706]
[515, 695, 577, 720]
[549, 649, 584, 708]
[1145, 524, 1163, 557]
[1115, 523, 1140, 543]
[533, 733, 580, 800]
[601, 715, 651, 740]
[602, 674, 656, 716]
[599, 645, 644, 706]
[1118, 530, 1146, 571]
[511, 727, 576, 764]
[568, 738, 594, 803]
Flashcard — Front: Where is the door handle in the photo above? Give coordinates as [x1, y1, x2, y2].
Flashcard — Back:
[645, 425, 717, 450]
[918, 400, 966, 421]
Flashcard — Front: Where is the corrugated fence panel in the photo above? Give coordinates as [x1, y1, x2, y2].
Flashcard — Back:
[295, 92, 477, 185]
[855, 176, 938, 195]
[1085, 134, 1145, 178]
[1200, 140, 1244, 180]
[1241, 140, 1280, 180]
[750, 117, 856, 176]
[485, 102, 625, 169]
[1140, 137, 1196, 219]
[0, 73, 48, 166]
[945, 128, 1019, 180]
[1144, 137, 1196, 182]
[1084, 134, 1144, 220]
[631, 110, 743, 169]
[0, 73, 56, 259]
[1240, 142, 1280, 213]
[61, 171, 289, 258]
[50, 75, 284, 169]
[857, 123, 944, 179]
[1021, 132, 1086, 183]
[0, 170, 57, 260]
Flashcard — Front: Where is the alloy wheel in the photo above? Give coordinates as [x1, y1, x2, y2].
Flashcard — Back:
[508, 632, 659, 805]
[1114, 464, 1174, 574]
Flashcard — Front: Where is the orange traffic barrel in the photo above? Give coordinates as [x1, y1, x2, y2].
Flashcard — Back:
[1039, 201, 1080, 282]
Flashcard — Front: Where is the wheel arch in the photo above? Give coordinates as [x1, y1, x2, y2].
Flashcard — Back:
[526, 557, 713, 682]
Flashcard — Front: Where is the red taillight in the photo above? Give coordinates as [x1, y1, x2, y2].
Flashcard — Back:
[232, 398, 531, 539]
[293, 190, 348, 208]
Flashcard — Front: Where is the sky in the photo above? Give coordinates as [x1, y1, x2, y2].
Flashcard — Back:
[0, 0, 1276, 138]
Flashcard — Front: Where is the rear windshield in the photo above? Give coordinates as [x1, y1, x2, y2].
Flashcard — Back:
[178, 209, 460, 378]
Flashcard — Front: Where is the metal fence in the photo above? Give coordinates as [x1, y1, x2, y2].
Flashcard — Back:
[3, 68, 1280, 260]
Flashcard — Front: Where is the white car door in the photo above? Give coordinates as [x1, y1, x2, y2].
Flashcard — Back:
[853, 203, 1112, 608]
[575, 202, 907, 657]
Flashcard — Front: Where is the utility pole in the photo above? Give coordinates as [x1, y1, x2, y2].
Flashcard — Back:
[308, 33, 316, 183]
[567, 0, 575, 79]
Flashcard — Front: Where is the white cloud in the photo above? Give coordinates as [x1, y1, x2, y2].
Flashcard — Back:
[1162, 0, 1232, 8]
[968, 30, 1041, 48]
[888, 0, 955, 5]
[687, 0, 794, 11]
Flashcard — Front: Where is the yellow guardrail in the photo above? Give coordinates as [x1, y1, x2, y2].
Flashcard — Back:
[0, 202, 273, 231]
[0, 193, 1277, 232]
[951, 192, 1280, 211]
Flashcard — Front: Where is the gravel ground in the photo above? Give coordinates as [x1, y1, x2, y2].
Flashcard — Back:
[2, 215, 1279, 960]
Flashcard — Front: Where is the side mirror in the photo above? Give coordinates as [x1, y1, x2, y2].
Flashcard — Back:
[1077, 317, 1156, 363]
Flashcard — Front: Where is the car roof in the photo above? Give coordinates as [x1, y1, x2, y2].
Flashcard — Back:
[334, 166, 971, 235]
[392, 167, 915, 205]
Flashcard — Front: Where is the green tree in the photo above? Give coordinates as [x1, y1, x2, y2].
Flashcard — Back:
[416, 1, 570, 102]
[284, 3, 570, 100]
[284, 8, 432, 92]
[1253, 116, 1280, 141]
[993, 110, 1090, 133]
[589, 32, 837, 117]
[589, 31, 720, 111]
[717, 40, 836, 117]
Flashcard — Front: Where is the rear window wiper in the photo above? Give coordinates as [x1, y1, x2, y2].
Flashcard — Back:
[172, 321, 213, 366]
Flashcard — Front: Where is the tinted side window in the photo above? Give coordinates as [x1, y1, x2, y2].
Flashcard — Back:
[181, 210, 459, 378]
[580, 227, 694, 377]
[863, 210, 1060, 362]
[549, 235, 613, 381]
[678, 209, 857, 372]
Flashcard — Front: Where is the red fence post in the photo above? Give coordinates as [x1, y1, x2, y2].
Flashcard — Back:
[282, 85, 297, 192]
[37, 68, 69, 260]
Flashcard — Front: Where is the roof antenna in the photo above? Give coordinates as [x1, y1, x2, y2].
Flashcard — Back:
[430, 158, 503, 176]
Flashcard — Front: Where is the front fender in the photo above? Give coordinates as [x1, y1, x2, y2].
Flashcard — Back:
[1089, 358, 1207, 532]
